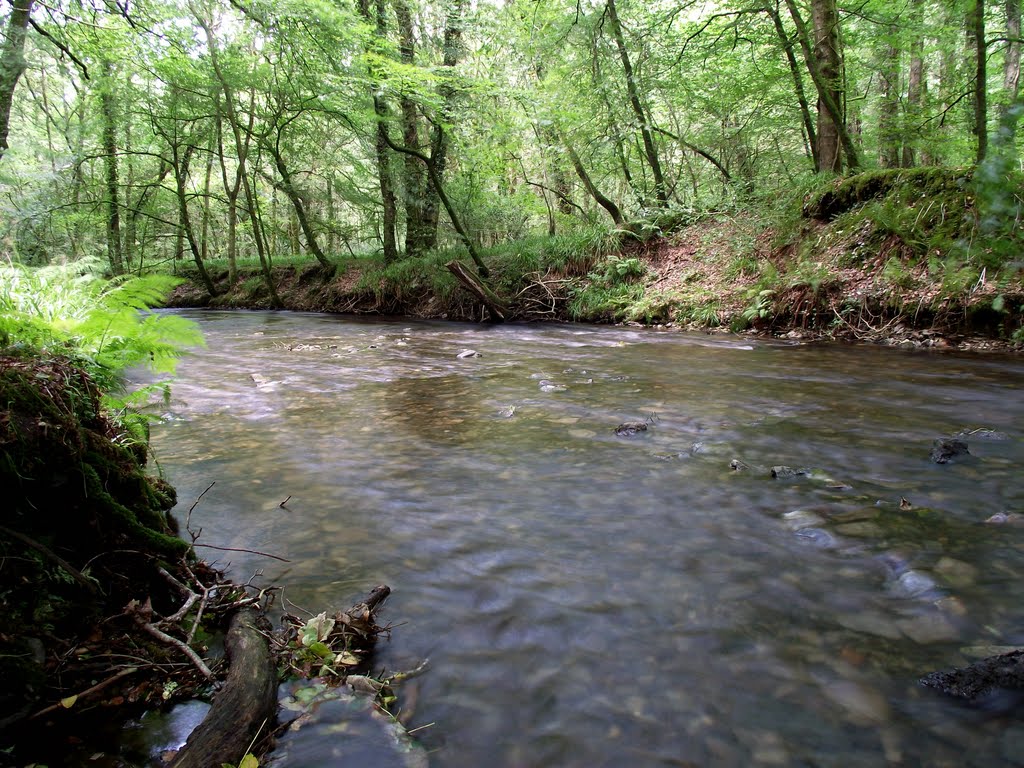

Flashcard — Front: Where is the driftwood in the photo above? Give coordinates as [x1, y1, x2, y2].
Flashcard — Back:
[446, 260, 509, 322]
[172, 608, 276, 768]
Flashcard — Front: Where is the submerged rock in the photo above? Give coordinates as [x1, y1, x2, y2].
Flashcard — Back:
[921, 650, 1024, 708]
[615, 422, 648, 436]
[930, 438, 970, 464]
[456, 349, 480, 359]
[771, 466, 809, 479]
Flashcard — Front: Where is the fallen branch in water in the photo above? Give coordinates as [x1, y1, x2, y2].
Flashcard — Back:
[191, 543, 291, 562]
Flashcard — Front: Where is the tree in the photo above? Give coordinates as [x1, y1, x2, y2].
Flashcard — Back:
[0, 0, 33, 163]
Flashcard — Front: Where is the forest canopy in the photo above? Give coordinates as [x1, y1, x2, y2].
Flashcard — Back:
[0, 0, 1021, 283]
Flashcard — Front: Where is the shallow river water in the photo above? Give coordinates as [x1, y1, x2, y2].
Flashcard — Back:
[151, 310, 1024, 767]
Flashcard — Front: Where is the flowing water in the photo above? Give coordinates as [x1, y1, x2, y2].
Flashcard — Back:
[150, 310, 1024, 767]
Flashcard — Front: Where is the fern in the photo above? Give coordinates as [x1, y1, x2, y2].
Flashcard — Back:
[0, 257, 203, 397]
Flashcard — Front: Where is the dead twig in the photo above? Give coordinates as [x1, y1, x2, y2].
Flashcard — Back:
[191, 543, 291, 562]
[29, 666, 138, 720]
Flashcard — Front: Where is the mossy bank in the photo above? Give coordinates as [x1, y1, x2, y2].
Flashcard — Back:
[167, 169, 1024, 351]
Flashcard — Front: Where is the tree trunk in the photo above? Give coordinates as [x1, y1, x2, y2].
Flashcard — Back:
[605, 0, 668, 206]
[172, 144, 217, 297]
[198, 17, 281, 306]
[1004, 0, 1021, 113]
[565, 141, 625, 226]
[421, 0, 465, 250]
[970, 0, 989, 162]
[0, 0, 32, 164]
[903, 0, 926, 166]
[784, 0, 861, 171]
[100, 60, 124, 275]
[393, 0, 433, 257]
[359, 0, 399, 262]
[216, 105, 240, 285]
[267, 139, 330, 267]
[877, 28, 900, 168]
[766, 1, 819, 167]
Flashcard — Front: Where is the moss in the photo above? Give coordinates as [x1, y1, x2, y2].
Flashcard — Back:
[803, 168, 973, 221]
[1, 353, 192, 724]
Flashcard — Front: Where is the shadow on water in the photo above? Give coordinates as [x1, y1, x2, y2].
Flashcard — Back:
[150, 311, 1024, 768]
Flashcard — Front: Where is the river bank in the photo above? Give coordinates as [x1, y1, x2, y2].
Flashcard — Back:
[166, 171, 1024, 353]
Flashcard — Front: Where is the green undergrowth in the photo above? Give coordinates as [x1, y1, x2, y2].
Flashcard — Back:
[165, 170, 1023, 341]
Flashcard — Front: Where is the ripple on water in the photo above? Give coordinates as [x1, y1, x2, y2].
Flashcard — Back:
[148, 311, 1024, 768]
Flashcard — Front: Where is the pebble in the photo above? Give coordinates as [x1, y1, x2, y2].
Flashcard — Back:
[896, 612, 960, 644]
[821, 679, 891, 725]
[837, 612, 902, 639]
[934, 557, 977, 588]
[834, 521, 883, 538]
[893, 570, 938, 598]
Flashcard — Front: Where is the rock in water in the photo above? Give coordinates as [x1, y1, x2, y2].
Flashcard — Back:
[921, 650, 1024, 708]
[930, 438, 970, 464]
[615, 422, 648, 437]
[456, 349, 480, 359]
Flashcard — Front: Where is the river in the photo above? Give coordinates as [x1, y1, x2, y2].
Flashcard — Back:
[150, 310, 1024, 767]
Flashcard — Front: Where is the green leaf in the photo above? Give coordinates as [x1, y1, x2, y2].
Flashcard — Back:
[239, 754, 260, 768]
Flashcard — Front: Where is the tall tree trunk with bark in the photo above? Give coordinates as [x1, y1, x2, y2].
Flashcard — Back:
[903, 0, 926, 166]
[810, 0, 842, 172]
[198, 16, 281, 306]
[970, 0, 989, 162]
[564, 141, 625, 226]
[393, 0, 433, 257]
[0, 0, 32, 164]
[605, 0, 668, 206]
[359, 0, 399, 262]
[766, 1, 818, 167]
[422, 0, 464, 249]
[1004, 0, 1021, 114]
[266, 132, 330, 267]
[171, 143, 217, 297]
[100, 60, 124, 275]
[877, 27, 901, 168]
[216, 102, 240, 285]
[784, 0, 861, 171]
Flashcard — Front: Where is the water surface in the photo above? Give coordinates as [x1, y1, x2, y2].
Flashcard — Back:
[152, 311, 1024, 767]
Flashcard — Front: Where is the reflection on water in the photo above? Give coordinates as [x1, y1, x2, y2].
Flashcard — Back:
[151, 311, 1024, 767]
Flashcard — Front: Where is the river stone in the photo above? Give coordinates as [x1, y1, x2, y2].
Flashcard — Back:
[826, 508, 880, 523]
[921, 650, 1024, 706]
[821, 679, 891, 725]
[837, 612, 902, 640]
[782, 509, 826, 530]
[456, 349, 480, 358]
[930, 438, 970, 464]
[897, 612, 960, 644]
[771, 466, 809, 479]
[892, 570, 938, 598]
[615, 422, 648, 436]
[795, 528, 838, 549]
[834, 521, 883, 538]
[934, 557, 978, 588]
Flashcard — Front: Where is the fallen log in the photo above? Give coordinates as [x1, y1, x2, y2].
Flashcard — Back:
[171, 607, 276, 768]
[446, 260, 509, 322]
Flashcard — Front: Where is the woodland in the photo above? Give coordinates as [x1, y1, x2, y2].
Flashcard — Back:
[2, 2, 1024, 765]
[0, 0, 1022, 341]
